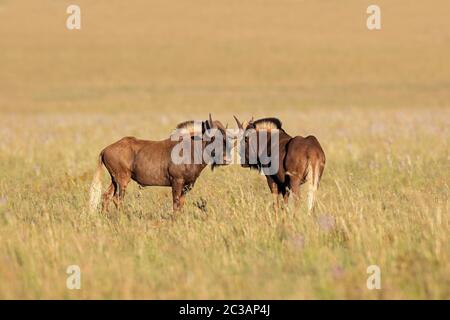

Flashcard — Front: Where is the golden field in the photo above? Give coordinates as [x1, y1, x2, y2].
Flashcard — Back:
[0, 1, 448, 299]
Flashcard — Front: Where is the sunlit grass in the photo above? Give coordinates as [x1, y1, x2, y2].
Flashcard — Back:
[0, 108, 448, 299]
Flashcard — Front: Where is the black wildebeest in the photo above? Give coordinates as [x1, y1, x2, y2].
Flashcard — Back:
[234, 116, 326, 215]
[89, 114, 230, 213]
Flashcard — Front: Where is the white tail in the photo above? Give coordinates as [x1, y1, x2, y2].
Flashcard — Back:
[88, 154, 103, 213]
[307, 162, 320, 213]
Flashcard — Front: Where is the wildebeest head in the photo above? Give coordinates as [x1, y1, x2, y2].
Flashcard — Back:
[234, 116, 282, 170]
[173, 114, 232, 168]
[206, 114, 233, 168]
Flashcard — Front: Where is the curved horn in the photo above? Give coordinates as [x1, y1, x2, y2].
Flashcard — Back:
[233, 115, 243, 129]
[209, 113, 214, 127]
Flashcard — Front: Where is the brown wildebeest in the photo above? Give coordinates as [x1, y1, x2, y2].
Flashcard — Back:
[234, 116, 326, 216]
[89, 114, 230, 213]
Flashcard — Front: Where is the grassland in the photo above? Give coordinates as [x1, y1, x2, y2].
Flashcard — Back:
[0, 1, 449, 299]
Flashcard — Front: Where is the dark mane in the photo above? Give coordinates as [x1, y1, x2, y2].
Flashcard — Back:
[176, 120, 201, 130]
[172, 120, 205, 136]
[252, 117, 282, 129]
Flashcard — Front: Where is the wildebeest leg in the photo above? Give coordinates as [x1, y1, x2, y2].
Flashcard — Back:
[280, 187, 288, 223]
[101, 182, 116, 213]
[179, 194, 186, 209]
[266, 177, 279, 220]
[171, 179, 184, 212]
[178, 184, 192, 210]
[289, 176, 302, 215]
[282, 188, 290, 209]
[114, 172, 131, 211]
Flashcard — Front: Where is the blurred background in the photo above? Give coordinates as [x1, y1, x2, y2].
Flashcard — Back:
[1, 0, 449, 114]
